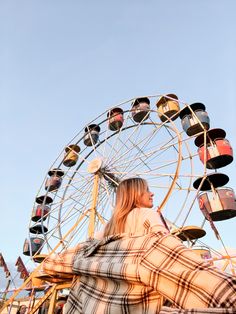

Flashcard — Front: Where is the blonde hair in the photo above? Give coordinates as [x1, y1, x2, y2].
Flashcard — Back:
[103, 177, 148, 236]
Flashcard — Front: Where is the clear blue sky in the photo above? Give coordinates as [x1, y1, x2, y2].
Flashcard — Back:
[0, 0, 236, 288]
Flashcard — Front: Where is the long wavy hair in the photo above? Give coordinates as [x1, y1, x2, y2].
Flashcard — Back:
[103, 177, 148, 236]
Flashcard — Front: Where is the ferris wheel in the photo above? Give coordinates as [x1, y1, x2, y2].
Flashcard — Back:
[3, 93, 236, 314]
[22, 94, 235, 271]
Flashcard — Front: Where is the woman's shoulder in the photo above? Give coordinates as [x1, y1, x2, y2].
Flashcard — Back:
[138, 207, 159, 217]
[130, 207, 155, 219]
[138, 207, 164, 225]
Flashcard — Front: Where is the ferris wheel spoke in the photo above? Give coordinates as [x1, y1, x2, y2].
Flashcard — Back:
[107, 143, 170, 172]
[100, 119, 111, 158]
[163, 124, 183, 153]
[124, 132, 161, 172]
[102, 135, 122, 163]
[123, 125, 159, 168]
[50, 173, 93, 201]
[107, 170, 199, 182]
[49, 183, 92, 219]
[93, 182, 114, 222]
[76, 151, 91, 165]
[46, 207, 87, 243]
[104, 121, 142, 166]
[112, 144, 168, 174]
[119, 148, 177, 180]
[65, 173, 95, 196]
[107, 134, 159, 176]
[52, 178, 95, 236]
[100, 113, 129, 164]
[52, 204, 91, 244]
[61, 217, 89, 248]
[58, 216, 90, 250]
[149, 184, 195, 192]
[105, 117, 155, 167]
[68, 177, 94, 199]
[96, 183, 113, 212]
[108, 126, 180, 174]
[108, 123, 161, 169]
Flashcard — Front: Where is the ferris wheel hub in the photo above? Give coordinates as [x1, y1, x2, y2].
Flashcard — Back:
[87, 158, 103, 174]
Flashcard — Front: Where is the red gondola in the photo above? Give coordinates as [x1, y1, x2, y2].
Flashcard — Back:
[31, 195, 53, 222]
[195, 128, 233, 169]
[107, 107, 124, 131]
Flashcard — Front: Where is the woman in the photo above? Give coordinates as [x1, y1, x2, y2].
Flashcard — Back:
[43, 177, 236, 313]
[95, 177, 167, 238]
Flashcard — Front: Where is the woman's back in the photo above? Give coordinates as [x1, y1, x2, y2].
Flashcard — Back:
[95, 207, 167, 239]
[124, 207, 166, 234]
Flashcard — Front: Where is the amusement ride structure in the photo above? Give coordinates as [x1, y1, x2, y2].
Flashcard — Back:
[1, 94, 235, 313]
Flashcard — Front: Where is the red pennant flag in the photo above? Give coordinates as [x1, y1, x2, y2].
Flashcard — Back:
[0, 253, 10, 278]
[15, 256, 29, 280]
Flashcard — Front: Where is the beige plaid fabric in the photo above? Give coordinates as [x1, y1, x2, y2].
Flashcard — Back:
[159, 306, 236, 313]
[41, 245, 82, 282]
[42, 230, 236, 313]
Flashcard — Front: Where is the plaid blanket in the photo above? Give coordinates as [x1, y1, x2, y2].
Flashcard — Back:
[42, 229, 236, 313]
[159, 306, 236, 313]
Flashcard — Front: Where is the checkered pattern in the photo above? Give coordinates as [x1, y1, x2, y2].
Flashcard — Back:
[42, 206, 236, 313]
[41, 245, 82, 281]
[42, 229, 236, 313]
[159, 306, 236, 313]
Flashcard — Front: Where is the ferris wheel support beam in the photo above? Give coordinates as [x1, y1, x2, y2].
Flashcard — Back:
[88, 174, 100, 238]
[28, 282, 72, 314]
[47, 287, 58, 314]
